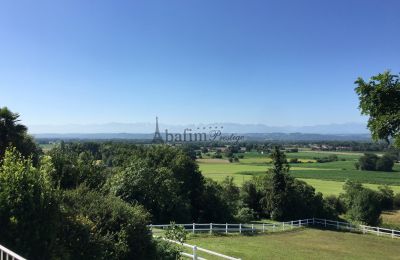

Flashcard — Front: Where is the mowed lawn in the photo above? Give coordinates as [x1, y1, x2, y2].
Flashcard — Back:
[186, 229, 400, 259]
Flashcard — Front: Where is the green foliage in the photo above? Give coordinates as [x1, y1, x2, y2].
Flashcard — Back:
[268, 147, 291, 220]
[394, 193, 400, 209]
[0, 147, 60, 259]
[377, 185, 394, 210]
[357, 153, 394, 172]
[107, 159, 191, 223]
[358, 153, 378, 171]
[234, 207, 255, 223]
[324, 195, 345, 215]
[376, 154, 394, 172]
[341, 180, 382, 225]
[240, 148, 339, 221]
[199, 178, 235, 222]
[152, 239, 182, 260]
[48, 143, 107, 190]
[60, 185, 154, 259]
[355, 71, 400, 147]
[0, 107, 41, 165]
[240, 179, 264, 217]
[165, 222, 187, 243]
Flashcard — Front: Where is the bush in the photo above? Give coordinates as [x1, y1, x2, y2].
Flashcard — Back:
[358, 153, 378, 171]
[376, 155, 394, 172]
[61, 186, 154, 259]
[0, 148, 60, 260]
[289, 158, 299, 163]
[342, 181, 382, 226]
[378, 185, 394, 210]
[165, 222, 187, 243]
[152, 239, 181, 260]
[394, 193, 400, 209]
[324, 195, 345, 214]
[235, 207, 255, 223]
[357, 153, 394, 172]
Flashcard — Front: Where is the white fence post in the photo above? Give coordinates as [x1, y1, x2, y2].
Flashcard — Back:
[324, 219, 327, 227]
[193, 245, 198, 260]
[283, 222, 285, 231]
[291, 221, 293, 229]
[336, 221, 339, 230]
[377, 227, 380, 236]
[392, 229, 395, 239]
[239, 223, 242, 234]
[262, 223, 265, 232]
[210, 223, 213, 234]
[273, 224, 276, 232]
[252, 224, 254, 233]
[226, 223, 228, 234]
[193, 223, 195, 234]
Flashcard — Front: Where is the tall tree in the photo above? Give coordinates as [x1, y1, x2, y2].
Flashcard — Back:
[268, 147, 290, 220]
[0, 107, 40, 164]
[355, 71, 400, 147]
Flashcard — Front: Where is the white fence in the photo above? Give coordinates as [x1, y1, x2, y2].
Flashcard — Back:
[312, 218, 400, 239]
[150, 218, 400, 239]
[150, 219, 310, 236]
[0, 244, 26, 260]
[162, 238, 240, 260]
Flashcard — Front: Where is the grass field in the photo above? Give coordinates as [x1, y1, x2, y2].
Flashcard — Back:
[198, 149, 400, 196]
[185, 228, 400, 259]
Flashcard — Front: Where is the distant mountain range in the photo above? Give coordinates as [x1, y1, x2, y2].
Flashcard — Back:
[30, 122, 371, 141]
[29, 122, 369, 135]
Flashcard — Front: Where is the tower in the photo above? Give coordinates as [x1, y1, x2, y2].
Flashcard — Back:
[152, 116, 164, 143]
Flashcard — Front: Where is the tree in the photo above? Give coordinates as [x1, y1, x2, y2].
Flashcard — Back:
[376, 155, 394, 172]
[377, 185, 394, 210]
[355, 71, 400, 147]
[268, 147, 291, 220]
[341, 180, 382, 225]
[357, 153, 394, 172]
[0, 147, 60, 259]
[107, 159, 191, 224]
[0, 107, 40, 165]
[61, 185, 155, 259]
[358, 153, 378, 171]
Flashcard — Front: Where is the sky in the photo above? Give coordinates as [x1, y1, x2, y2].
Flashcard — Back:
[1, 0, 399, 129]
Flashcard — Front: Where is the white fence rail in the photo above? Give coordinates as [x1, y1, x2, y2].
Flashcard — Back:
[163, 238, 240, 260]
[150, 218, 400, 239]
[150, 219, 310, 235]
[0, 244, 27, 260]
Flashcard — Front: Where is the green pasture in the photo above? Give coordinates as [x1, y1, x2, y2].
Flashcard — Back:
[186, 228, 400, 259]
[198, 149, 400, 196]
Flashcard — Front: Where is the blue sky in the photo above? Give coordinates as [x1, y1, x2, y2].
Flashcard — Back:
[1, 0, 399, 127]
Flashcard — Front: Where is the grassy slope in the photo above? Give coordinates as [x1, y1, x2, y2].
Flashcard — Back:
[186, 229, 400, 259]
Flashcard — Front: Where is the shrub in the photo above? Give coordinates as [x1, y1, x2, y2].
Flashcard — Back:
[324, 195, 345, 214]
[289, 158, 299, 163]
[61, 186, 154, 259]
[0, 148, 60, 260]
[342, 181, 382, 226]
[394, 193, 400, 209]
[235, 207, 255, 223]
[165, 222, 187, 243]
[358, 153, 378, 171]
[376, 155, 394, 171]
[378, 185, 394, 210]
[152, 239, 181, 260]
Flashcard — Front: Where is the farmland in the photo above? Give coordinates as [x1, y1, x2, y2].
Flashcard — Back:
[198, 149, 400, 196]
[185, 228, 400, 259]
